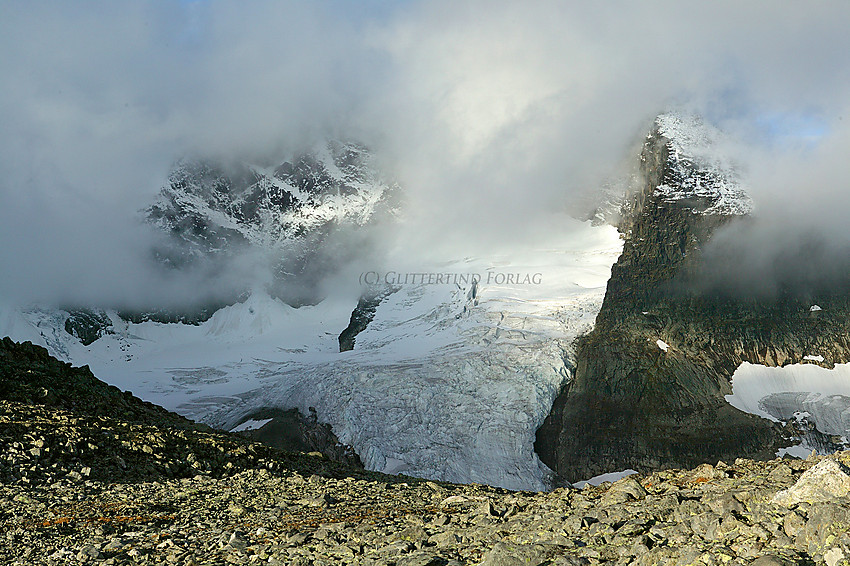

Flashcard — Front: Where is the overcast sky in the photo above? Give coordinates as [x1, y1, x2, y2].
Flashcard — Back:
[1, 0, 849, 306]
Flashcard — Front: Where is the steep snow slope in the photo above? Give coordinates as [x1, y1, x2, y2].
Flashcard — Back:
[1, 219, 621, 491]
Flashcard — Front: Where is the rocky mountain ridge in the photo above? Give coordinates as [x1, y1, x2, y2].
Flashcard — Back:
[0, 337, 359, 476]
[148, 140, 396, 263]
[536, 113, 850, 482]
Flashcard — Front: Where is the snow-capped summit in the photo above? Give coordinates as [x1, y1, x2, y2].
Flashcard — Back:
[651, 113, 753, 216]
[149, 140, 396, 256]
[146, 140, 398, 306]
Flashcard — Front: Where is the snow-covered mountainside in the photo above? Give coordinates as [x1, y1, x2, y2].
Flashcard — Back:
[147, 140, 398, 306]
[1, 218, 622, 491]
[151, 141, 394, 254]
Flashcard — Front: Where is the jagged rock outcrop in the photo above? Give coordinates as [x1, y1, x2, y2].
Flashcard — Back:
[63, 309, 113, 346]
[233, 407, 363, 469]
[536, 114, 850, 482]
[338, 286, 397, 352]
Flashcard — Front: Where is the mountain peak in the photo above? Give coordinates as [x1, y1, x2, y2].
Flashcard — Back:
[149, 140, 397, 257]
[145, 140, 399, 307]
[651, 112, 753, 216]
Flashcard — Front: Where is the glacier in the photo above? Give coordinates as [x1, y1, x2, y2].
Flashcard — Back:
[0, 218, 621, 491]
[727, 361, 850, 447]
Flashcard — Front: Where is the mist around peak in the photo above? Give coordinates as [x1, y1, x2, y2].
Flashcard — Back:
[1, 1, 849, 309]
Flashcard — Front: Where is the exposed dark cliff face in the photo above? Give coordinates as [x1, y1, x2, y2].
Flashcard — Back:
[234, 407, 363, 468]
[64, 309, 113, 346]
[61, 301, 236, 346]
[338, 286, 397, 352]
[536, 115, 850, 482]
[116, 300, 235, 326]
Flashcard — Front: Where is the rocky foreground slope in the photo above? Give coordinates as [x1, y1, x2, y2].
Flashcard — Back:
[3, 337, 850, 565]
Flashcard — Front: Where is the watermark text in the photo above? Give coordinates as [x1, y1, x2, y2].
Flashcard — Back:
[359, 271, 543, 286]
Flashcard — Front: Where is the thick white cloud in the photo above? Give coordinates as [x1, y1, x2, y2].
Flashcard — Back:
[1, 0, 849, 305]
[363, 1, 850, 254]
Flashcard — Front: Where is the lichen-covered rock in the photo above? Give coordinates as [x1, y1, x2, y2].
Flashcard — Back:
[479, 542, 571, 566]
[824, 547, 849, 566]
[599, 476, 646, 505]
[773, 459, 850, 506]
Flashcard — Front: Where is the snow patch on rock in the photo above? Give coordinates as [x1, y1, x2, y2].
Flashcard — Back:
[230, 418, 273, 433]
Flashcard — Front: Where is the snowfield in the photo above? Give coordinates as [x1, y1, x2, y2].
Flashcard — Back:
[0, 219, 622, 491]
[727, 361, 850, 448]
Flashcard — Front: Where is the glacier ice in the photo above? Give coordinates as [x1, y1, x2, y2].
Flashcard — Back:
[0, 220, 622, 491]
[727, 361, 850, 444]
